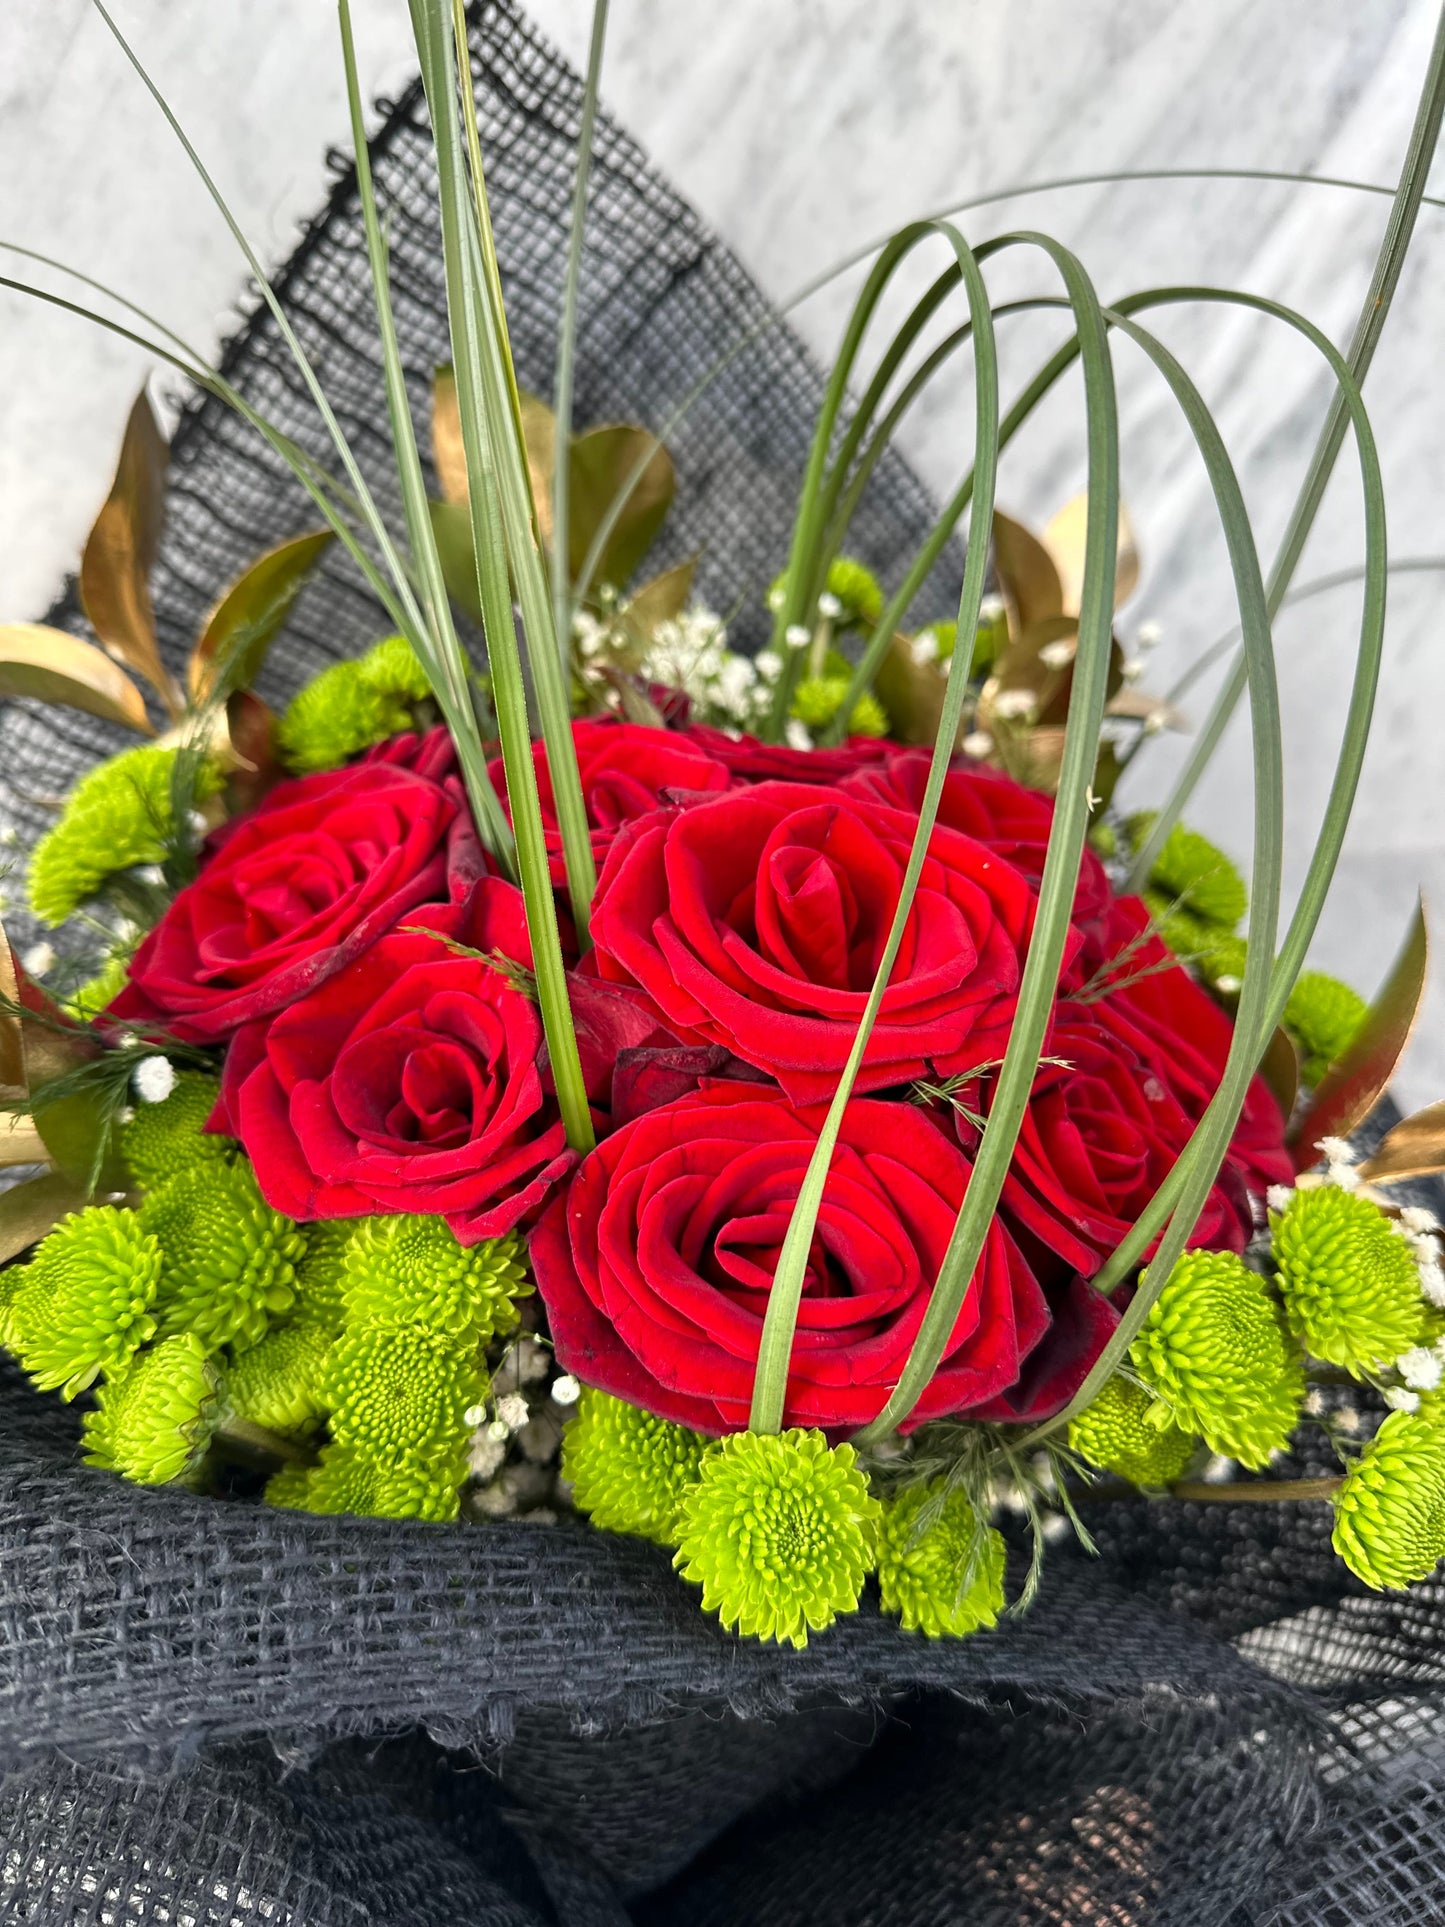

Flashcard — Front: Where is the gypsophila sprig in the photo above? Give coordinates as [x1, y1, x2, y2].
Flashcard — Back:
[340, 1215, 530, 1341]
[119, 1069, 233, 1190]
[1068, 1374, 1198, 1489]
[1130, 1250, 1304, 1471]
[561, 1387, 708, 1545]
[875, 1481, 1005, 1638]
[7, 1207, 162, 1398]
[1272, 1185, 1427, 1375]
[81, 1332, 219, 1486]
[1333, 1405, 1445, 1590]
[141, 1160, 305, 1350]
[673, 1430, 880, 1649]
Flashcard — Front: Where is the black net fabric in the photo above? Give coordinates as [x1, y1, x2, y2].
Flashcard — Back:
[1, 6, 1442, 1923]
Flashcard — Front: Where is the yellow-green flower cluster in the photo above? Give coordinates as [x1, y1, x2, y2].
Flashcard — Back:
[791, 677, 890, 740]
[5, 1206, 161, 1398]
[28, 744, 221, 924]
[119, 1070, 234, 1191]
[1068, 1375, 1198, 1489]
[1132, 814, 1249, 992]
[1129, 1249, 1303, 1470]
[562, 1386, 708, 1545]
[81, 1332, 220, 1486]
[1271, 1184, 1427, 1376]
[875, 1482, 1006, 1637]
[141, 1161, 306, 1351]
[1333, 1405, 1445, 1590]
[1284, 971, 1368, 1088]
[276, 634, 431, 774]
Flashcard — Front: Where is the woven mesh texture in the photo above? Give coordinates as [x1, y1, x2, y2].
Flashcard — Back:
[2, 5, 1444, 1923]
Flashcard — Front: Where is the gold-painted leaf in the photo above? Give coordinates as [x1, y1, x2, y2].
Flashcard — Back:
[222, 690, 282, 815]
[188, 530, 335, 702]
[0, 934, 25, 1098]
[79, 388, 179, 715]
[519, 390, 557, 547]
[620, 557, 698, 647]
[429, 499, 483, 625]
[1258, 1025, 1301, 1127]
[432, 364, 468, 505]
[1041, 493, 1139, 616]
[0, 625, 154, 735]
[0, 1114, 49, 1167]
[1289, 896, 1429, 1168]
[1105, 687, 1187, 729]
[0, 1169, 88, 1263]
[568, 425, 673, 594]
[1357, 1100, 1445, 1185]
[873, 632, 953, 748]
[34, 1088, 126, 1193]
[992, 510, 1064, 633]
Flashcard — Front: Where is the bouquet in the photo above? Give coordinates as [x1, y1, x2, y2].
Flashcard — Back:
[4, 2, 1445, 1679]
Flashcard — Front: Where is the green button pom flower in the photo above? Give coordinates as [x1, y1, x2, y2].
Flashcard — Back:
[276, 634, 430, 774]
[341, 1215, 530, 1341]
[266, 1438, 464, 1523]
[1130, 1249, 1304, 1471]
[27, 744, 221, 925]
[291, 1218, 364, 1331]
[673, 1430, 881, 1649]
[875, 1481, 1006, 1638]
[323, 1319, 486, 1462]
[1333, 1406, 1445, 1590]
[141, 1161, 305, 1350]
[1068, 1375, 1198, 1489]
[120, 1069, 233, 1191]
[823, 556, 884, 629]
[7, 1206, 162, 1399]
[227, 1315, 333, 1438]
[562, 1387, 708, 1545]
[1283, 970, 1368, 1087]
[1131, 815, 1247, 930]
[1272, 1185, 1426, 1376]
[81, 1332, 220, 1486]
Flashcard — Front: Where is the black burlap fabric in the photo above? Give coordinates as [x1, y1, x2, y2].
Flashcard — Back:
[2, 7, 1443, 1922]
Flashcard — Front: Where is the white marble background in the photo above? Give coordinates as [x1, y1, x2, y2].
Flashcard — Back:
[2, 1, 1444, 1105]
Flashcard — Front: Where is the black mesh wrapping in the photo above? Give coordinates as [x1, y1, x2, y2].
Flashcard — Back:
[2, 7, 1443, 1923]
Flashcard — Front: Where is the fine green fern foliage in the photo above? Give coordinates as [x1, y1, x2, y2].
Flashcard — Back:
[673, 1430, 880, 1648]
[1333, 1405, 1445, 1590]
[81, 1331, 220, 1485]
[1130, 1249, 1304, 1470]
[141, 1161, 305, 1350]
[1272, 1184, 1427, 1374]
[6, 1206, 162, 1398]
[276, 632, 431, 773]
[1068, 1374, 1198, 1488]
[875, 1481, 1006, 1637]
[340, 1216, 530, 1341]
[119, 1070, 233, 1190]
[562, 1387, 708, 1545]
[28, 744, 221, 924]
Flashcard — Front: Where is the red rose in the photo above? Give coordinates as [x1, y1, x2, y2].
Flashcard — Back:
[112, 761, 471, 1043]
[681, 722, 892, 784]
[488, 719, 732, 884]
[531, 1080, 1114, 1432]
[218, 879, 572, 1242]
[842, 748, 1114, 962]
[965, 897, 1289, 1278]
[589, 780, 1048, 1104]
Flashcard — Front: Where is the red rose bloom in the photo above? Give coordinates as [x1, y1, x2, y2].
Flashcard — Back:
[218, 879, 572, 1242]
[531, 1080, 1114, 1432]
[113, 760, 470, 1043]
[968, 898, 1291, 1276]
[681, 723, 891, 784]
[488, 718, 732, 884]
[589, 780, 1047, 1104]
[842, 748, 1114, 962]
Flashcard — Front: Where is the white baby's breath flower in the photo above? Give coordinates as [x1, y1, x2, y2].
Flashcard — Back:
[1401, 1207, 1440, 1236]
[132, 1056, 176, 1105]
[1121, 657, 1146, 683]
[463, 1403, 487, 1429]
[785, 719, 813, 751]
[1386, 1387, 1422, 1414]
[1136, 620, 1163, 648]
[20, 942, 55, 979]
[766, 584, 786, 613]
[1040, 1511, 1071, 1544]
[1215, 975, 1242, 995]
[978, 593, 1007, 624]
[784, 624, 812, 651]
[1304, 1389, 1326, 1418]
[1038, 637, 1076, 670]
[962, 731, 994, 759]
[1202, 1454, 1237, 1484]
[468, 1431, 507, 1482]
[135, 865, 165, 887]
[1397, 1347, 1443, 1392]
[1328, 1161, 1361, 1192]
[755, 650, 782, 684]
[496, 1393, 531, 1433]
[1142, 711, 1166, 737]
[1319, 1136, 1356, 1167]
[910, 628, 940, 666]
[1334, 1406, 1362, 1435]
[1266, 1185, 1296, 1215]
[1418, 1260, 1445, 1309]
[0, 826, 16, 848]
[817, 591, 843, 620]
[992, 689, 1036, 722]
[550, 1374, 581, 1408]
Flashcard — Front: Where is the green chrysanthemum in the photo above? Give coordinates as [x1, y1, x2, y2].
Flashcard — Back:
[1130, 1250, 1304, 1471]
[323, 1318, 486, 1460]
[825, 556, 884, 629]
[276, 635, 428, 774]
[1132, 815, 1247, 930]
[66, 953, 130, 1023]
[7, 1206, 162, 1398]
[790, 676, 889, 740]
[1284, 970, 1368, 1087]
[562, 1387, 708, 1545]
[1333, 1406, 1445, 1590]
[227, 1315, 333, 1437]
[28, 745, 221, 925]
[265, 1438, 463, 1523]
[0, 1267, 21, 1352]
[81, 1332, 220, 1485]
[341, 1216, 530, 1341]
[291, 1218, 364, 1331]
[141, 1161, 305, 1350]
[119, 1070, 233, 1190]
[1272, 1184, 1426, 1375]
[1068, 1374, 1198, 1488]
[875, 1482, 1006, 1638]
[673, 1430, 881, 1649]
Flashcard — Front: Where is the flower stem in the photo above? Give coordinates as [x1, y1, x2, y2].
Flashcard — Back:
[1168, 1476, 1341, 1504]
